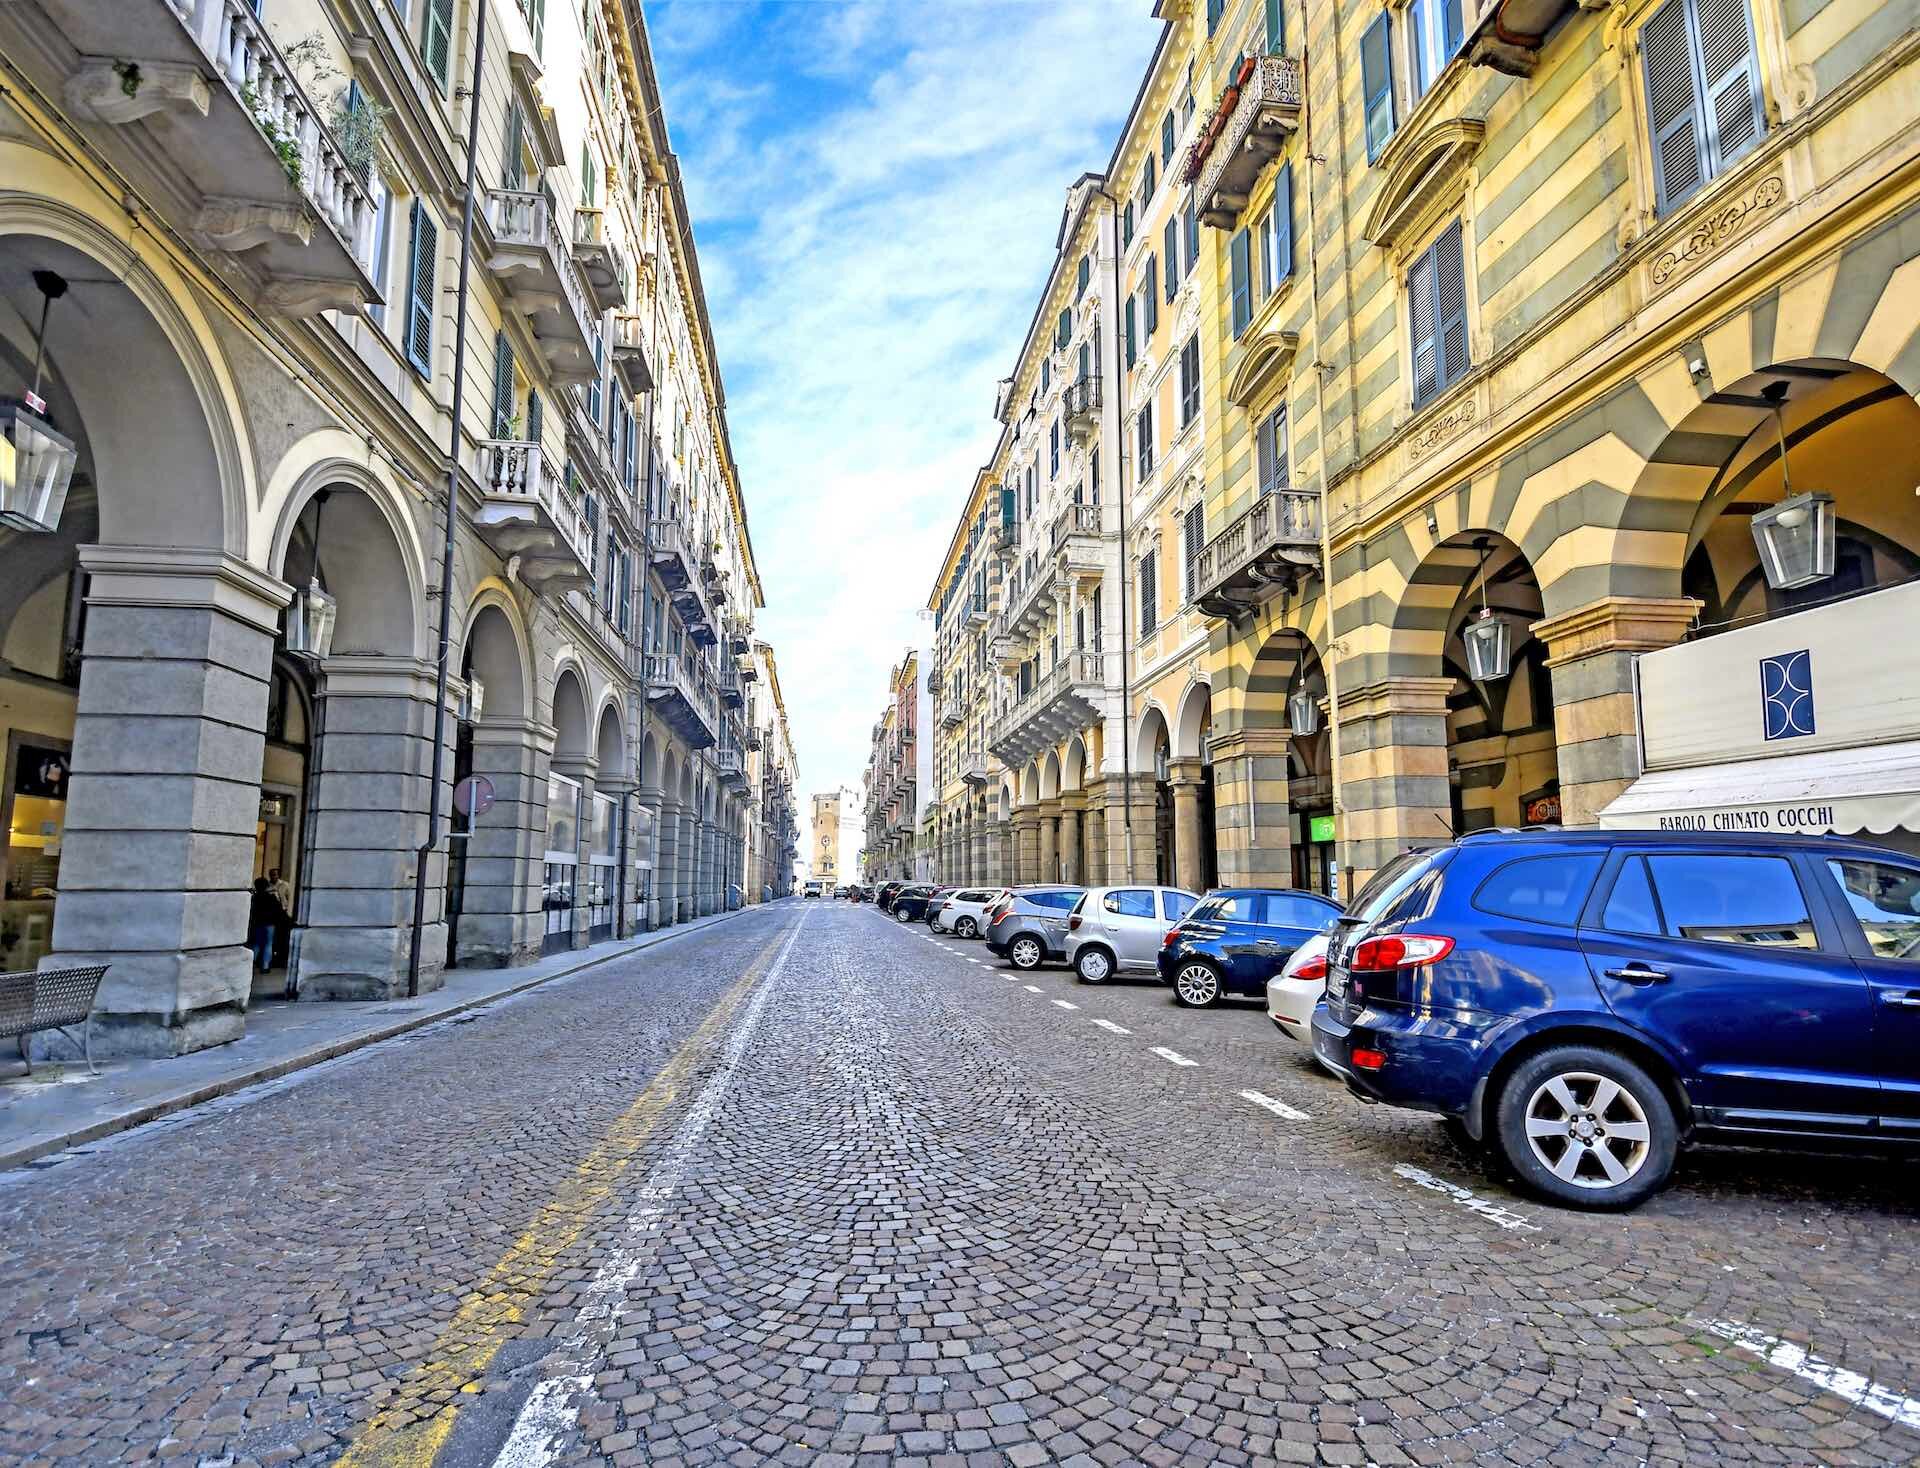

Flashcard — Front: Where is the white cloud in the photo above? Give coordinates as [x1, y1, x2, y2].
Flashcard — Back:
[651, 0, 1159, 830]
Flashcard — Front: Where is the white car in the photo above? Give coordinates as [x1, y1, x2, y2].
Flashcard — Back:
[931, 887, 1005, 938]
[1265, 932, 1330, 1043]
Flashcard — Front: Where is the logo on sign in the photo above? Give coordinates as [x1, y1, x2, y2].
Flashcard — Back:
[1759, 650, 1814, 741]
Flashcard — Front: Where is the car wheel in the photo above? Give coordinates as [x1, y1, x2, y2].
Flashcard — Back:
[1171, 961, 1223, 1008]
[1075, 947, 1113, 984]
[956, 917, 978, 939]
[1009, 935, 1044, 970]
[1493, 1046, 1677, 1211]
[895, 908, 913, 923]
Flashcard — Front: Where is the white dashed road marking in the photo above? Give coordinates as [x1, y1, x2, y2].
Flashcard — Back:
[1149, 1047, 1198, 1067]
[1240, 1089, 1311, 1120]
[1091, 1019, 1131, 1035]
[1023, 985, 1043, 994]
[1702, 1321, 1920, 1431]
[1051, 999, 1078, 1010]
[1393, 1163, 1540, 1233]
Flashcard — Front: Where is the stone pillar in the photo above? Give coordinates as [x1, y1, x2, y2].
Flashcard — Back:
[1167, 759, 1206, 894]
[456, 716, 552, 967]
[599, 776, 640, 936]
[46, 548, 289, 1057]
[1058, 793, 1086, 886]
[1335, 675, 1455, 897]
[1535, 596, 1700, 827]
[1099, 772, 1157, 887]
[298, 656, 455, 1000]
[641, 785, 669, 928]
[1085, 803, 1108, 886]
[1037, 800, 1060, 884]
[1011, 811, 1040, 884]
[655, 798, 682, 925]
[970, 819, 988, 884]
[1209, 729, 1295, 889]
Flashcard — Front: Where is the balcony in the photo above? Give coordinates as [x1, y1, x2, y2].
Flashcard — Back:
[611, 312, 654, 395]
[1193, 488, 1323, 618]
[1006, 555, 1060, 638]
[1051, 502, 1108, 581]
[644, 653, 717, 749]
[964, 593, 988, 629]
[572, 207, 629, 311]
[744, 726, 763, 751]
[726, 616, 752, 656]
[718, 665, 744, 711]
[939, 696, 964, 731]
[1064, 377, 1101, 442]
[485, 186, 596, 385]
[926, 667, 945, 695]
[716, 748, 748, 791]
[37, 0, 378, 315]
[1191, 54, 1304, 231]
[961, 755, 990, 786]
[989, 651, 1106, 767]
[991, 514, 1020, 555]
[474, 440, 592, 591]
[649, 516, 696, 591]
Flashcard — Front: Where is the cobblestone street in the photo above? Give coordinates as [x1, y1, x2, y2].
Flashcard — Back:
[2, 899, 1916, 1467]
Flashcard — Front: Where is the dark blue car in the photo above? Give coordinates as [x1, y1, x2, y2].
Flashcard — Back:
[1157, 888, 1342, 1007]
[1312, 829, 1920, 1210]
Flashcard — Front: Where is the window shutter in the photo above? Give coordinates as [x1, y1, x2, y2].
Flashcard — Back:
[528, 0, 545, 55]
[1257, 409, 1276, 494]
[1276, 162, 1294, 283]
[503, 101, 524, 190]
[1076, 255, 1090, 299]
[1161, 111, 1175, 166]
[1265, 0, 1284, 51]
[1122, 200, 1135, 247]
[1208, 0, 1225, 33]
[527, 387, 543, 446]
[1183, 504, 1205, 599]
[491, 331, 515, 437]
[1273, 405, 1290, 487]
[1079, 342, 1090, 381]
[1435, 220, 1469, 388]
[1642, 0, 1703, 213]
[404, 200, 436, 377]
[1361, 13, 1395, 163]
[1230, 228, 1252, 337]
[1125, 297, 1136, 367]
[1144, 258, 1158, 335]
[1141, 550, 1157, 630]
[1057, 307, 1071, 348]
[1143, 152, 1156, 202]
[1698, 0, 1765, 174]
[1164, 218, 1179, 296]
[1041, 357, 1051, 393]
[424, 0, 453, 90]
[1408, 246, 1439, 405]
[1183, 200, 1198, 275]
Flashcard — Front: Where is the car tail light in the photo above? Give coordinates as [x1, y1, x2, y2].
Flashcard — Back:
[1161, 927, 1182, 949]
[1348, 934, 1453, 971]
[1068, 912, 1082, 931]
[941, 900, 953, 909]
[1292, 955, 1328, 982]
[1351, 1046, 1388, 1071]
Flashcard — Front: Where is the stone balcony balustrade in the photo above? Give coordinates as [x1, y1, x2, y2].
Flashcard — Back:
[474, 439, 592, 591]
[1064, 377, 1101, 442]
[1193, 487, 1323, 618]
[988, 650, 1105, 767]
[572, 206, 629, 311]
[643, 652, 718, 749]
[485, 185, 596, 385]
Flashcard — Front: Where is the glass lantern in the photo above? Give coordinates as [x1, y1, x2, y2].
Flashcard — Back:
[459, 675, 487, 725]
[1462, 607, 1513, 682]
[284, 578, 338, 660]
[1288, 688, 1323, 736]
[1750, 490, 1836, 591]
[0, 399, 79, 533]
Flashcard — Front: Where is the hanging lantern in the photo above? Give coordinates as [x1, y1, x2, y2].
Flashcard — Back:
[459, 674, 487, 724]
[285, 578, 338, 660]
[1463, 606, 1512, 682]
[1751, 490, 1836, 591]
[1288, 688, 1323, 736]
[0, 271, 78, 533]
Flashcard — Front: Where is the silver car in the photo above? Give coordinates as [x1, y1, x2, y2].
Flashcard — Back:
[931, 887, 1005, 938]
[1065, 885, 1200, 983]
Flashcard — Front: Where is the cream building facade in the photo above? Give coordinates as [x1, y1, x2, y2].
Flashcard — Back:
[0, 0, 796, 1057]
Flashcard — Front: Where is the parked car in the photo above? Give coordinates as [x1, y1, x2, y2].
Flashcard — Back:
[985, 887, 1086, 969]
[932, 888, 1006, 938]
[876, 881, 906, 912]
[1266, 933, 1331, 1043]
[1065, 886, 1200, 984]
[890, 884, 939, 922]
[919, 886, 957, 926]
[803, 879, 826, 898]
[1156, 887, 1342, 1007]
[1311, 829, 1920, 1210]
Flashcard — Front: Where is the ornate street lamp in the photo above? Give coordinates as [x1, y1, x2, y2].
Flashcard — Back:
[1749, 381, 1836, 591]
[284, 490, 337, 660]
[1, 271, 80, 533]
[1288, 684, 1323, 737]
[1461, 537, 1513, 682]
[458, 674, 487, 725]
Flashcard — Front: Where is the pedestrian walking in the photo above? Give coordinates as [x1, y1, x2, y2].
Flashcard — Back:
[268, 867, 294, 967]
[248, 877, 287, 973]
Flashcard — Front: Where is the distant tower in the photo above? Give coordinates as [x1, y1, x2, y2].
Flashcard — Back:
[810, 790, 842, 882]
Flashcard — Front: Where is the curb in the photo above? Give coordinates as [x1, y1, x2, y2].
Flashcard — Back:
[0, 902, 774, 1173]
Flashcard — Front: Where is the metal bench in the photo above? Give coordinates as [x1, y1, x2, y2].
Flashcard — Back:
[0, 965, 109, 1075]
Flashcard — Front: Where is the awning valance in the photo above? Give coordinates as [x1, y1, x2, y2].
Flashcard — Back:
[1598, 739, 1920, 837]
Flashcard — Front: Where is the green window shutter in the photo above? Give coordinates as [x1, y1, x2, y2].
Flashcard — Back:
[1057, 308, 1071, 349]
[1276, 162, 1294, 282]
[491, 331, 515, 437]
[1143, 152, 1156, 202]
[1160, 110, 1174, 167]
[1230, 228, 1252, 337]
[404, 200, 436, 377]
[1122, 200, 1135, 247]
[1076, 255, 1091, 299]
[528, 0, 546, 55]
[1163, 217, 1179, 296]
[1124, 297, 1136, 367]
[580, 141, 595, 205]
[423, 0, 453, 91]
[1362, 14, 1395, 163]
[1266, 0, 1285, 50]
[503, 101, 525, 191]
[526, 387, 543, 446]
[1144, 257, 1158, 335]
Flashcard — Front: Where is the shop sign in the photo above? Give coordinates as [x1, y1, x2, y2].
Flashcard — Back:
[1523, 793, 1561, 825]
[1308, 814, 1336, 844]
[1656, 803, 1838, 834]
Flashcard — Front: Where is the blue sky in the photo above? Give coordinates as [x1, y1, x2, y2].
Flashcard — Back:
[648, 0, 1161, 856]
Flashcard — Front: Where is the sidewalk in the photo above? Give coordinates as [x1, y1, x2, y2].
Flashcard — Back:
[0, 905, 762, 1172]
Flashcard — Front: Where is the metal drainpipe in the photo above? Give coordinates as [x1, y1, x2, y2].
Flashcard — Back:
[408, 0, 489, 999]
[1096, 183, 1135, 882]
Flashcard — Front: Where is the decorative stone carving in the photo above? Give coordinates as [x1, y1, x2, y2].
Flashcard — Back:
[64, 58, 210, 126]
[258, 277, 366, 318]
[1649, 175, 1786, 288]
[193, 196, 312, 253]
[1405, 389, 1479, 465]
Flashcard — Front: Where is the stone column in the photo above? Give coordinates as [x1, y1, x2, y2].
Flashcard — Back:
[1335, 675, 1455, 897]
[1085, 803, 1108, 886]
[655, 798, 682, 926]
[1011, 811, 1040, 884]
[1037, 800, 1060, 884]
[599, 776, 640, 936]
[1534, 596, 1700, 827]
[1209, 729, 1295, 889]
[674, 807, 694, 922]
[1099, 772, 1158, 887]
[641, 784, 669, 928]
[1058, 793, 1086, 886]
[456, 716, 552, 967]
[298, 656, 455, 1000]
[46, 548, 289, 1057]
[1167, 759, 1206, 894]
[970, 818, 988, 884]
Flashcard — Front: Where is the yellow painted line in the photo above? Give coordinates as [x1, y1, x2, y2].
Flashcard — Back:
[333, 917, 798, 1467]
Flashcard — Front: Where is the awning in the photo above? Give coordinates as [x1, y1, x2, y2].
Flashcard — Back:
[1599, 739, 1920, 836]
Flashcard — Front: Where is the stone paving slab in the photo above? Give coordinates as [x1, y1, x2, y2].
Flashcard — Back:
[0, 905, 762, 1172]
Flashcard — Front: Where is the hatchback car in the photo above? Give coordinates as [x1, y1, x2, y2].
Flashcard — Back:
[1266, 933, 1330, 1043]
[1312, 829, 1920, 1210]
[890, 884, 938, 922]
[875, 881, 905, 912]
[1065, 886, 1200, 984]
[933, 888, 1005, 938]
[985, 887, 1086, 969]
[1157, 887, 1341, 1006]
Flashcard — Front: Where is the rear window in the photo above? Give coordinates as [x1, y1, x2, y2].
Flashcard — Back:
[1473, 854, 1603, 927]
[1828, 858, 1920, 963]
[1354, 848, 1451, 923]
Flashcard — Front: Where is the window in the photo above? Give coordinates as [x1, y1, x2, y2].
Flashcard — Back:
[1106, 889, 1157, 917]
[1230, 227, 1252, 337]
[1602, 857, 1662, 934]
[422, 0, 453, 91]
[1408, 0, 1466, 102]
[1257, 403, 1289, 493]
[1646, 855, 1818, 949]
[1179, 333, 1200, 426]
[1138, 547, 1157, 633]
[1361, 12, 1395, 163]
[1642, 0, 1766, 215]
[1265, 0, 1285, 50]
[1161, 110, 1175, 168]
[1182, 198, 1198, 278]
[1474, 855, 1603, 926]
[1164, 217, 1180, 297]
[1207, 0, 1225, 33]
[403, 200, 436, 377]
[1122, 200, 1135, 248]
[1140, 152, 1156, 208]
[1182, 501, 1204, 599]
[1041, 357, 1050, 393]
[1260, 163, 1294, 294]
[1407, 220, 1468, 407]
[1125, 297, 1137, 368]
[1265, 892, 1336, 928]
[502, 100, 526, 190]
[1136, 402, 1154, 480]
[1056, 307, 1072, 349]
[490, 330, 516, 437]
[1828, 859, 1920, 963]
[366, 175, 393, 326]
[1050, 420, 1059, 479]
[1143, 256, 1159, 336]
[1196, 893, 1259, 922]
[1076, 254, 1091, 300]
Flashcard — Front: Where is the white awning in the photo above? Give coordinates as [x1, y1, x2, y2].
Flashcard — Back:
[1599, 739, 1920, 836]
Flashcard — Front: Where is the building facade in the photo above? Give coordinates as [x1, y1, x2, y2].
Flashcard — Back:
[919, 0, 1920, 899]
[0, 0, 793, 1058]
[861, 652, 925, 880]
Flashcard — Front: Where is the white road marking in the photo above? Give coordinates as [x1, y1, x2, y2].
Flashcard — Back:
[1392, 1163, 1540, 1233]
[1240, 1089, 1312, 1120]
[1149, 1046, 1198, 1067]
[1702, 1321, 1920, 1431]
[1090, 1019, 1131, 1035]
[1051, 999, 1078, 1010]
[1023, 984, 1043, 994]
[489, 908, 812, 1467]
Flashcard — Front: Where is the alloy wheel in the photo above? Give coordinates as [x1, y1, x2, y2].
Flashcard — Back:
[1522, 1070, 1653, 1189]
[957, 918, 977, 938]
[1076, 948, 1111, 983]
[1010, 937, 1042, 969]
[1174, 963, 1221, 1007]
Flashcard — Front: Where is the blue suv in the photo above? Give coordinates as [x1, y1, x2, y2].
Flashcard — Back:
[1311, 829, 1920, 1210]
[1158, 887, 1341, 1006]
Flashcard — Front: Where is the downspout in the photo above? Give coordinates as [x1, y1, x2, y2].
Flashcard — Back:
[408, 0, 488, 998]
[1096, 183, 1135, 882]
